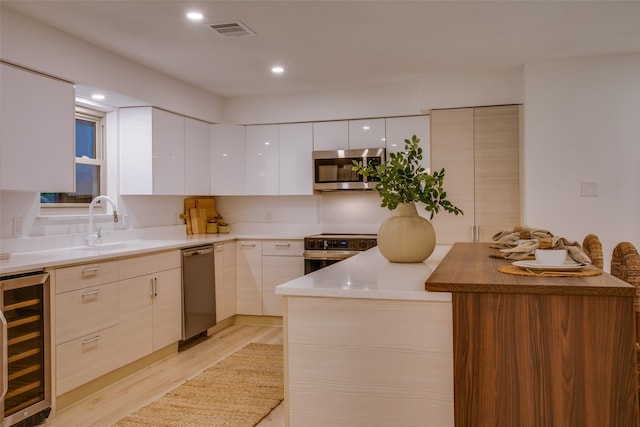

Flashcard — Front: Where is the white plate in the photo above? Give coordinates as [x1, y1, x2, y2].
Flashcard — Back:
[512, 260, 588, 272]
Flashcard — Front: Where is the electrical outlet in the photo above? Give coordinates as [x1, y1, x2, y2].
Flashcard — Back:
[266, 211, 272, 223]
[13, 216, 23, 237]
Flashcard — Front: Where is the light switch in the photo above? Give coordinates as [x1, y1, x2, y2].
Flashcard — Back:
[580, 181, 598, 197]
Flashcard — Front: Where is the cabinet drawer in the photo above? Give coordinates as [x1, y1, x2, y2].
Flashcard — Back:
[55, 260, 119, 294]
[118, 250, 180, 279]
[262, 240, 303, 256]
[56, 325, 120, 395]
[55, 282, 118, 345]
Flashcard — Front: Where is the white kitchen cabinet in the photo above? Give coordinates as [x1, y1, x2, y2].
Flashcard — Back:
[430, 105, 521, 243]
[214, 241, 237, 322]
[246, 125, 280, 195]
[185, 117, 211, 195]
[262, 240, 304, 316]
[54, 260, 120, 395]
[313, 121, 349, 151]
[211, 124, 246, 195]
[118, 251, 182, 366]
[236, 240, 263, 315]
[0, 62, 75, 191]
[385, 115, 429, 156]
[119, 107, 185, 195]
[279, 123, 313, 195]
[348, 118, 386, 149]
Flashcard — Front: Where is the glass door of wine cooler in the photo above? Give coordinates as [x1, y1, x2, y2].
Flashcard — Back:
[1, 271, 51, 427]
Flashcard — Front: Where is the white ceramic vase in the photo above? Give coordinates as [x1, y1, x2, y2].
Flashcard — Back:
[377, 202, 436, 263]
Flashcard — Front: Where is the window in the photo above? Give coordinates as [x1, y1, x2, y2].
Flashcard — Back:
[41, 106, 106, 207]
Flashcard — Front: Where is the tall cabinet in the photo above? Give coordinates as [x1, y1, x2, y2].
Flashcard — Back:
[430, 105, 521, 243]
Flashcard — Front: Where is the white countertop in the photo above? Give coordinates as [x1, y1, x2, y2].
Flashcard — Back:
[0, 233, 306, 275]
[276, 245, 452, 302]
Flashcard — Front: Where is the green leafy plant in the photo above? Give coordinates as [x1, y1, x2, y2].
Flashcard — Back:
[352, 134, 463, 219]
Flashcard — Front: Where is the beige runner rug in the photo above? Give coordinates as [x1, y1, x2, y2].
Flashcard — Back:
[113, 343, 283, 427]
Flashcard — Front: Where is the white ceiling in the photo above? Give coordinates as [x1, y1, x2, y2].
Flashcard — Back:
[4, 1, 640, 99]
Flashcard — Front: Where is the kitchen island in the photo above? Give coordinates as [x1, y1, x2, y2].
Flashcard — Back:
[277, 243, 639, 427]
[276, 245, 455, 427]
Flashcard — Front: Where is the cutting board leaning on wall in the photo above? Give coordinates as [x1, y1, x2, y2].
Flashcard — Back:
[180, 198, 217, 234]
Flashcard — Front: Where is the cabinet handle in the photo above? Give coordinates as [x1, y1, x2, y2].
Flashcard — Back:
[81, 289, 101, 298]
[0, 309, 8, 401]
[82, 335, 101, 345]
[81, 266, 100, 275]
[241, 242, 256, 247]
[153, 277, 158, 297]
[275, 242, 291, 247]
[214, 244, 224, 251]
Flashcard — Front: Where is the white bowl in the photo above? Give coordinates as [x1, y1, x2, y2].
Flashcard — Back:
[535, 249, 568, 266]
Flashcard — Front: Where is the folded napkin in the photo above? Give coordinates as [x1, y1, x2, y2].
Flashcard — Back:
[500, 236, 592, 264]
[491, 226, 555, 249]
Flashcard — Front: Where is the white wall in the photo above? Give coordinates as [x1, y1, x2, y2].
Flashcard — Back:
[0, 6, 224, 123]
[224, 69, 523, 124]
[523, 53, 640, 269]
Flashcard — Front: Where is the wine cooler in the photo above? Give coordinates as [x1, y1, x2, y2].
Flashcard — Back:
[0, 271, 51, 427]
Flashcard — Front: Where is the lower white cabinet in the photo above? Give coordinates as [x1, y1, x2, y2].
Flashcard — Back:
[236, 239, 304, 316]
[262, 240, 304, 316]
[54, 251, 181, 395]
[214, 241, 237, 322]
[236, 240, 263, 315]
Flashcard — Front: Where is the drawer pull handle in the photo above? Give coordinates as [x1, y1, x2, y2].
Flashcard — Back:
[275, 242, 291, 247]
[82, 335, 100, 345]
[81, 289, 101, 298]
[241, 242, 256, 247]
[81, 266, 100, 275]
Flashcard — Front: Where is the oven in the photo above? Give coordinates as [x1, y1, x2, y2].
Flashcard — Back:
[304, 234, 377, 274]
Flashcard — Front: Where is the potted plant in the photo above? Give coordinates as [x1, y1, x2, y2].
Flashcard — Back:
[352, 134, 462, 262]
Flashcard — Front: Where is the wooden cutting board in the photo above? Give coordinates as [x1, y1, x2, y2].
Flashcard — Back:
[181, 198, 217, 234]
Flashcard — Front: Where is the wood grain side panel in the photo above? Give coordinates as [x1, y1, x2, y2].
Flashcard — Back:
[452, 292, 639, 427]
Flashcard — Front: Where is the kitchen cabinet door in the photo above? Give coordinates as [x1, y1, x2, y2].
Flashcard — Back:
[211, 124, 246, 195]
[430, 106, 521, 243]
[236, 240, 262, 315]
[246, 125, 280, 195]
[118, 274, 154, 366]
[184, 117, 211, 195]
[119, 107, 185, 195]
[151, 267, 182, 351]
[313, 121, 349, 151]
[430, 108, 477, 243]
[385, 115, 429, 157]
[214, 241, 237, 322]
[0, 63, 75, 191]
[348, 118, 386, 149]
[279, 123, 313, 195]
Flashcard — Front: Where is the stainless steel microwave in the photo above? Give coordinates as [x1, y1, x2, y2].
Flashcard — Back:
[313, 148, 385, 191]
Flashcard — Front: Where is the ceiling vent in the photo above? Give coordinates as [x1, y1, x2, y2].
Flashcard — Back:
[209, 21, 256, 38]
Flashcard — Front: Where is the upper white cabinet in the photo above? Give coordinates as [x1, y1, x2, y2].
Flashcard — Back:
[185, 117, 211, 195]
[120, 107, 210, 195]
[0, 63, 75, 191]
[211, 124, 246, 195]
[279, 123, 313, 195]
[348, 118, 385, 149]
[313, 121, 349, 151]
[246, 124, 280, 195]
[385, 116, 429, 155]
[313, 119, 386, 151]
[212, 123, 313, 196]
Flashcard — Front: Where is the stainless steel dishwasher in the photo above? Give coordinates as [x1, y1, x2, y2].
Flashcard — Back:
[181, 245, 216, 342]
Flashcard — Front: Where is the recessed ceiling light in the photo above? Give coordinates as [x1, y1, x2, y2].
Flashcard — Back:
[271, 66, 285, 74]
[186, 11, 204, 21]
[91, 93, 105, 100]
[362, 126, 370, 131]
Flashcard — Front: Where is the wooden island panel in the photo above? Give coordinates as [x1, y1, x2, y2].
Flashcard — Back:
[426, 242, 639, 427]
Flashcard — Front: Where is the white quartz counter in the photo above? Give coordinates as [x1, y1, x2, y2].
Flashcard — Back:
[0, 233, 306, 275]
[276, 244, 452, 302]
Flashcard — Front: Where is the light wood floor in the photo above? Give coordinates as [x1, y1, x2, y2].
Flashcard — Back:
[45, 324, 285, 427]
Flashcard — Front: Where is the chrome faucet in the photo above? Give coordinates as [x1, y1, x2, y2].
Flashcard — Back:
[87, 195, 118, 247]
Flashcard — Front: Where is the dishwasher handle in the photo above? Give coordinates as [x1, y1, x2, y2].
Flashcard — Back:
[182, 246, 214, 257]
